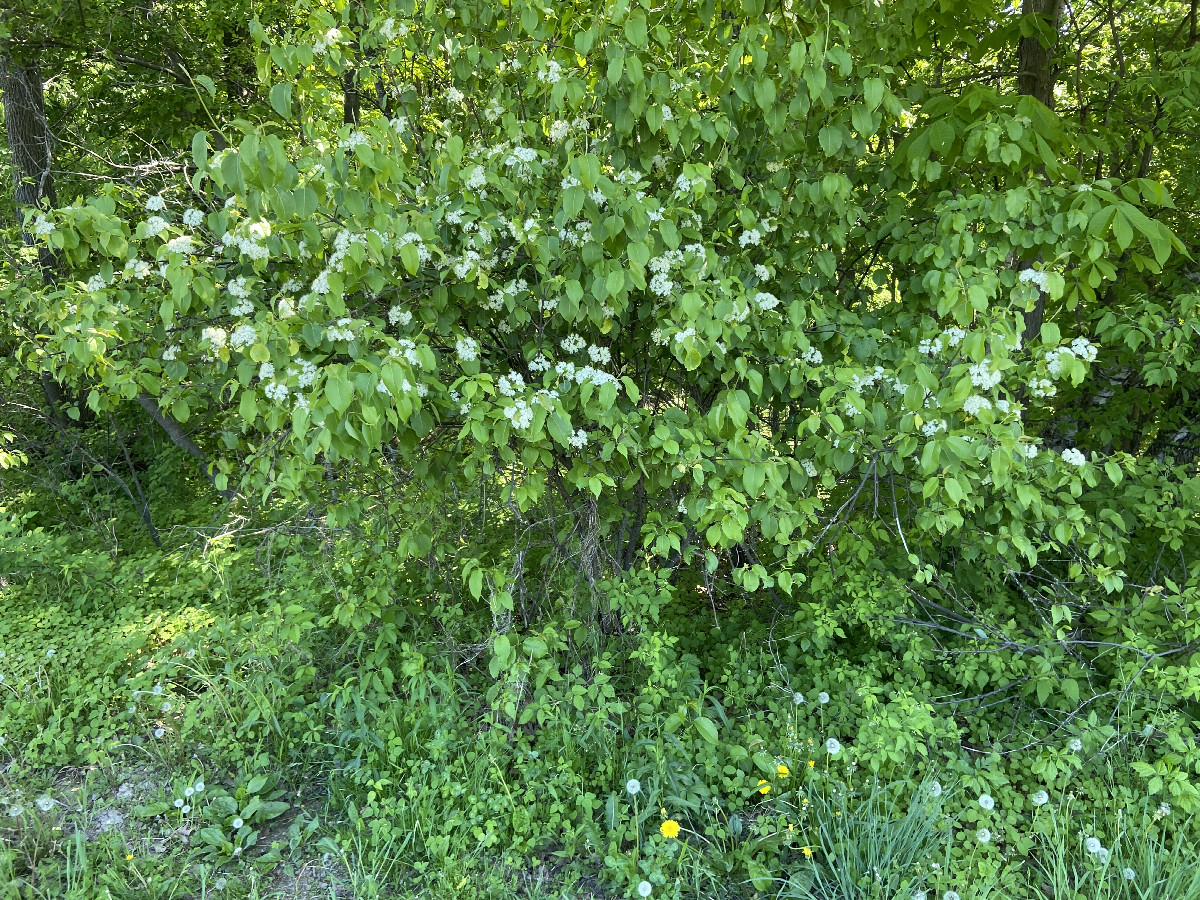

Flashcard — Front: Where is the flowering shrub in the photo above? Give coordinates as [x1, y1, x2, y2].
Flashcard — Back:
[5, 0, 1200, 863]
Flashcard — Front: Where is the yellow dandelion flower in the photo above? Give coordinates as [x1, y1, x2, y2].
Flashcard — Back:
[660, 819, 681, 839]
[807, 760, 815, 768]
[786, 823, 795, 832]
[802, 846, 813, 858]
[757, 779, 771, 795]
[125, 854, 133, 860]
[777, 764, 790, 778]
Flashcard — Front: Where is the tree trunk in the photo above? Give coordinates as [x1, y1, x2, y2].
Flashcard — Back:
[1, 53, 56, 235]
[1018, 0, 1066, 109]
[1017, 0, 1065, 349]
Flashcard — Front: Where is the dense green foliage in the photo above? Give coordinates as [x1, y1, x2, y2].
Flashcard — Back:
[2, 0, 1200, 897]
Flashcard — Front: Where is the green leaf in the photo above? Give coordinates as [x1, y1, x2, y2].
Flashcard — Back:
[269, 82, 292, 118]
[192, 132, 209, 171]
[818, 125, 842, 156]
[694, 716, 719, 744]
[325, 374, 354, 413]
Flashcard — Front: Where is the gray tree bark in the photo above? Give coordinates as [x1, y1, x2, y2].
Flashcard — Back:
[1, 52, 56, 237]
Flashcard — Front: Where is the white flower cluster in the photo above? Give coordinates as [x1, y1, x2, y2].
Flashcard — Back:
[202, 327, 227, 350]
[1070, 336, 1097, 361]
[753, 292, 779, 312]
[498, 371, 525, 397]
[455, 336, 479, 363]
[325, 318, 358, 342]
[922, 419, 947, 436]
[969, 362, 1002, 390]
[339, 131, 369, 150]
[801, 346, 822, 365]
[739, 229, 762, 247]
[264, 380, 289, 402]
[753, 264, 771, 279]
[86, 274, 106, 292]
[313, 27, 341, 55]
[537, 58, 563, 84]
[674, 172, 701, 196]
[289, 358, 318, 388]
[162, 344, 180, 361]
[145, 216, 169, 237]
[388, 305, 412, 326]
[556, 362, 618, 388]
[919, 326, 967, 356]
[33, 216, 56, 235]
[228, 276, 254, 315]
[588, 344, 611, 364]
[446, 85, 465, 104]
[849, 366, 893, 392]
[561, 334, 586, 354]
[145, 195, 166, 213]
[182, 208, 204, 227]
[963, 395, 992, 416]
[648, 249, 686, 297]
[568, 429, 588, 449]
[124, 258, 152, 279]
[221, 223, 269, 260]
[1030, 377, 1056, 398]
[466, 166, 487, 190]
[503, 146, 538, 179]
[559, 221, 592, 248]
[378, 17, 410, 40]
[229, 324, 257, 351]
[390, 339, 421, 365]
[165, 235, 194, 254]
[801, 459, 818, 477]
[1018, 268, 1050, 291]
[504, 398, 534, 430]
[1061, 448, 1087, 466]
[483, 278, 528, 312]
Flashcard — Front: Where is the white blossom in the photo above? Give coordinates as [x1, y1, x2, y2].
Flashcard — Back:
[145, 195, 166, 213]
[1061, 448, 1087, 466]
[144, 216, 170, 237]
[182, 208, 204, 227]
[963, 395, 992, 416]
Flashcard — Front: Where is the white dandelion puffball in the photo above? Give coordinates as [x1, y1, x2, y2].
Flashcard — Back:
[195, 780, 205, 792]
[1084, 836, 1103, 854]
[233, 817, 244, 829]
[944, 892, 961, 900]
[1122, 868, 1136, 882]
[825, 738, 842, 755]
[1068, 738, 1082, 752]
[174, 798, 184, 808]
[153, 728, 165, 738]
[35, 796, 54, 812]
[977, 827, 991, 844]
[1031, 790, 1049, 806]
[792, 692, 805, 705]
[927, 781, 943, 798]
[626, 779, 641, 796]
[638, 881, 653, 898]
[978, 793, 995, 810]
[818, 692, 830, 704]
